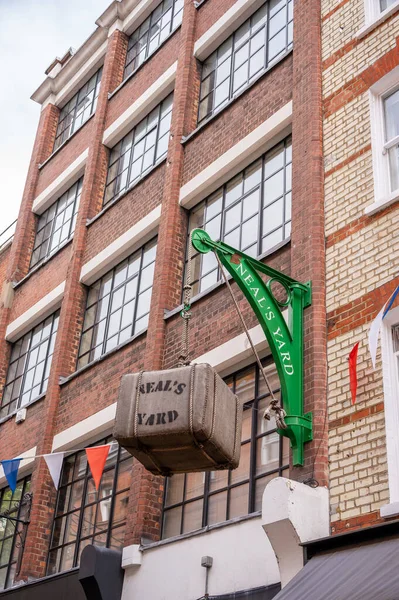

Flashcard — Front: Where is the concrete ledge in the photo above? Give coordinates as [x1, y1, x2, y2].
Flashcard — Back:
[33, 149, 89, 214]
[52, 403, 117, 452]
[194, 0, 264, 60]
[80, 204, 161, 285]
[179, 102, 292, 209]
[262, 477, 329, 587]
[103, 62, 177, 148]
[6, 281, 65, 342]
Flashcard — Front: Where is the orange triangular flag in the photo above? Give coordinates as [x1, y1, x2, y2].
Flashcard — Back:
[85, 445, 110, 490]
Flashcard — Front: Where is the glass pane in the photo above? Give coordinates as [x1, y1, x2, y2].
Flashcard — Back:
[182, 500, 203, 533]
[207, 491, 227, 525]
[165, 474, 184, 506]
[385, 89, 399, 141]
[162, 506, 182, 538]
[229, 483, 249, 519]
[256, 433, 280, 475]
[388, 145, 399, 191]
[185, 472, 205, 500]
[209, 470, 229, 492]
[230, 442, 250, 485]
[393, 325, 399, 352]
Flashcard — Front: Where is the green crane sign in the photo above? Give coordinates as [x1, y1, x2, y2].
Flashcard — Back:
[191, 229, 313, 467]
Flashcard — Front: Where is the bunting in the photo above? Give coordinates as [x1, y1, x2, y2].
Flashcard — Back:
[0, 443, 115, 494]
[368, 284, 399, 369]
[85, 445, 110, 490]
[43, 453, 64, 490]
[1, 459, 22, 492]
[348, 342, 359, 405]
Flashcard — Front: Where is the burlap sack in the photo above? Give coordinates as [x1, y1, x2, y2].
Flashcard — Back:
[113, 364, 242, 475]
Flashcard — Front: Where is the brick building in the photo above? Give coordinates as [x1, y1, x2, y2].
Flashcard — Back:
[5, 0, 399, 597]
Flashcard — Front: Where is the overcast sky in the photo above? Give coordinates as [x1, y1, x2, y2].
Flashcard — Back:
[0, 0, 111, 234]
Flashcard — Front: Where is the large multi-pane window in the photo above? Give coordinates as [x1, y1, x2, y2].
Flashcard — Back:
[30, 178, 82, 270]
[0, 312, 60, 419]
[54, 68, 103, 151]
[0, 477, 31, 590]
[47, 438, 133, 575]
[198, 0, 293, 124]
[162, 360, 289, 539]
[124, 0, 183, 79]
[77, 239, 157, 369]
[187, 137, 292, 296]
[104, 94, 173, 207]
[383, 88, 399, 192]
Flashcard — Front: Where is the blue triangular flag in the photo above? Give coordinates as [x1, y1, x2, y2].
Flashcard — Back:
[1, 459, 21, 492]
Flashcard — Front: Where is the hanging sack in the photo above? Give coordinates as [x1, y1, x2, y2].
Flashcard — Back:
[113, 363, 242, 476]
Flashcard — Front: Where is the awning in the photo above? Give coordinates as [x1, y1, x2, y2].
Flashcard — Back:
[273, 536, 399, 600]
[208, 584, 281, 599]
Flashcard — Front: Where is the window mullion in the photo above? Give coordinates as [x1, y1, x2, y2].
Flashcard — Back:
[39, 312, 56, 395]
[106, 444, 122, 547]
[102, 269, 116, 356]
[73, 456, 90, 567]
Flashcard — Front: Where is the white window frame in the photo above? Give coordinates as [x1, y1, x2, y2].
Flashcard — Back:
[358, 0, 399, 38]
[368, 67, 399, 215]
[380, 304, 399, 517]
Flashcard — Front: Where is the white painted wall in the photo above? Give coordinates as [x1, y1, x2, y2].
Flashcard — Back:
[122, 516, 280, 600]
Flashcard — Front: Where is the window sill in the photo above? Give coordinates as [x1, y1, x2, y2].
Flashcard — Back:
[182, 48, 293, 146]
[141, 511, 262, 551]
[86, 158, 167, 227]
[164, 237, 291, 321]
[381, 502, 399, 518]
[38, 113, 95, 170]
[194, 0, 208, 7]
[0, 392, 46, 426]
[13, 238, 73, 290]
[364, 190, 399, 216]
[59, 327, 148, 386]
[356, 1, 399, 39]
[108, 25, 182, 100]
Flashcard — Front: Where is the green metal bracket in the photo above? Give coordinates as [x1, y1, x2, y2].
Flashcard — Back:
[191, 229, 313, 466]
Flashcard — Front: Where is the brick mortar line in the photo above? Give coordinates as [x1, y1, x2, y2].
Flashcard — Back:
[326, 199, 399, 249]
[324, 144, 371, 178]
[327, 276, 399, 339]
[322, 10, 398, 71]
[329, 401, 385, 430]
[322, 0, 352, 22]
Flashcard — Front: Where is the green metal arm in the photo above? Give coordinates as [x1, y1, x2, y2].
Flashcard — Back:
[191, 229, 312, 466]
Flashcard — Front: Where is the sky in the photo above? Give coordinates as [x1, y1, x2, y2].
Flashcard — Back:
[0, 0, 111, 234]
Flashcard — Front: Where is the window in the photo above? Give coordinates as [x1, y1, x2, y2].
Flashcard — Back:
[380, 0, 397, 9]
[124, 0, 183, 79]
[77, 239, 157, 369]
[47, 438, 133, 575]
[30, 178, 82, 270]
[103, 94, 173, 206]
[54, 68, 103, 151]
[187, 137, 292, 296]
[0, 477, 31, 590]
[383, 89, 399, 193]
[198, 0, 293, 124]
[161, 360, 289, 539]
[1, 312, 60, 419]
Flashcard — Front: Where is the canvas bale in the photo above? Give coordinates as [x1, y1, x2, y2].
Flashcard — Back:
[113, 364, 242, 475]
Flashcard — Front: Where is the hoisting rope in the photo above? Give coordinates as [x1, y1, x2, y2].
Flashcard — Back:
[212, 251, 287, 430]
[179, 231, 287, 429]
[178, 237, 193, 367]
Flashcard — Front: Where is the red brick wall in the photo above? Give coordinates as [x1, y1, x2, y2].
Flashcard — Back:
[195, 0, 238, 40]
[84, 163, 166, 263]
[105, 31, 181, 129]
[182, 54, 293, 184]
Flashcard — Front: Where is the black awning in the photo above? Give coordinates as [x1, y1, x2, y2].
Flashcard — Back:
[273, 536, 399, 600]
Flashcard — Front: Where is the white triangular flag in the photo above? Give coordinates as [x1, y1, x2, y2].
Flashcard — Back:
[43, 453, 64, 490]
[368, 303, 387, 370]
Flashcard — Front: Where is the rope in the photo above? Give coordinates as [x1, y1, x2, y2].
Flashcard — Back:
[213, 252, 287, 430]
[178, 235, 193, 366]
